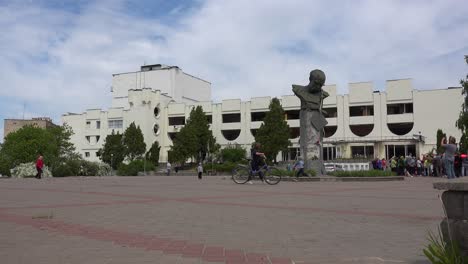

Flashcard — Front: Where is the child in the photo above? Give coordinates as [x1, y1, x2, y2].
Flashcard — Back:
[197, 163, 203, 180]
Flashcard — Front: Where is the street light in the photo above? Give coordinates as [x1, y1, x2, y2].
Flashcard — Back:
[110, 153, 114, 176]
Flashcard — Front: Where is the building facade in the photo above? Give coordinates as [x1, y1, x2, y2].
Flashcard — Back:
[62, 65, 463, 163]
[4, 117, 56, 139]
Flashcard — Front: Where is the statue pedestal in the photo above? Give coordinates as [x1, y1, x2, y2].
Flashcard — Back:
[433, 179, 468, 256]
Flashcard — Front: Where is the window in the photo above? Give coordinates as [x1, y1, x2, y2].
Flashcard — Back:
[289, 127, 300, 139]
[96, 136, 100, 143]
[251, 129, 258, 137]
[323, 147, 337, 161]
[154, 107, 160, 117]
[96, 151, 101, 157]
[351, 146, 374, 158]
[168, 132, 178, 141]
[153, 124, 160, 135]
[385, 144, 416, 159]
[86, 121, 91, 128]
[96, 121, 101, 129]
[350, 124, 374, 137]
[221, 130, 241, 141]
[85, 152, 90, 157]
[222, 113, 241, 123]
[168, 116, 185, 126]
[324, 126, 337, 138]
[387, 103, 413, 115]
[251, 112, 267, 122]
[206, 115, 212, 124]
[323, 107, 337, 118]
[387, 123, 413, 135]
[349, 105, 374, 116]
[108, 120, 123, 129]
[86, 136, 91, 143]
[285, 110, 300, 120]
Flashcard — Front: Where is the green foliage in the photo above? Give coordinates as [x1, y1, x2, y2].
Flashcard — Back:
[0, 124, 79, 176]
[11, 162, 52, 178]
[255, 98, 291, 162]
[437, 129, 447, 154]
[211, 162, 238, 172]
[456, 56, 468, 154]
[117, 160, 155, 176]
[99, 131, 125, 169]
[460, 134, 468, 154]
[423, 228, 468, 264]
[170, 106, 216, 163]
[329, 170, 396, 177]
[122, 122, 146, 161]
[145, 141, 161, 166]
[221, 144, 246, 163]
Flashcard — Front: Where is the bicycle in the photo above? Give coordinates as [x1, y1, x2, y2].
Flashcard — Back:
[231, 159, 282, 185]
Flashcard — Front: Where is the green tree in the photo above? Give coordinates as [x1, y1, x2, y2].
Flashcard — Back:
[436, 129, 446, 154]
[456, 56, 468, 153]
[169, 106, 216, 163]
[0, 124, 78, 176]
[122, 122, 146, 161]
[99, 131, 125, 169]
[255, 98, 291, 163]
[221, 144, 246, 162]
[145, 141, 161, 166]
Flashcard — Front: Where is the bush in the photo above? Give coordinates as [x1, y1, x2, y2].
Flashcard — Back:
[117, 160, 155, 176]
[10, 162, 52, 178]
[424, 228, 467, 264]
[52, 159, 81, 177]
[221, 145, 246, 163]
[211, 162, 238, 172]
[79, 160, 111, 176]
[329, 170, 396, 177]
[271, 168, 316, 177]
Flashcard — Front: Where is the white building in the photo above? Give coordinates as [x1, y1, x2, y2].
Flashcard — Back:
[62, 64, 463, 163]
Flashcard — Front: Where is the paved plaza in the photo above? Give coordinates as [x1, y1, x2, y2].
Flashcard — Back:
[0, 176, 445, 263]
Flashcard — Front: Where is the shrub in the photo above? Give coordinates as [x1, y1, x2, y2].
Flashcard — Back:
[221, 145, 246, 163]
[424, 227, 467, 264]
[117, 160, 155, 176]
[211, 162, 238, 172]
[329, 170, 396, 177]
[10, 162, 52, 178]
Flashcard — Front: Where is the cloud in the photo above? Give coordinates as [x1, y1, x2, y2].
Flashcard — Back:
[1, 0, 467, 143]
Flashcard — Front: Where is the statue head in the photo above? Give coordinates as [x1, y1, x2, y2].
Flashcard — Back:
[309, 69, 326, 87]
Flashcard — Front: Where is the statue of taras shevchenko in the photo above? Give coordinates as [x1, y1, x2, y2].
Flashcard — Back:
[292, 69, 329, 175]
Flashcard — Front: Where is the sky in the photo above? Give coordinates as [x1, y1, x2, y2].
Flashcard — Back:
[1, 0, 467, 141]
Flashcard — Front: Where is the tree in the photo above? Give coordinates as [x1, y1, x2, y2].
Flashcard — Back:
[99, 131, 125, 169]
[255, 98, 291, 163]
[122, 122, 146, 161]
[456, 55, 468, 153]
[436, 129, 446, 154]
[145, 141, 161, 166]
[0, 124, 78, 176]
[169, 106, 216, 163]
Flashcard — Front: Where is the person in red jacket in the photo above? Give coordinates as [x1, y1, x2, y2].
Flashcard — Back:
[35, 154, 44, 179]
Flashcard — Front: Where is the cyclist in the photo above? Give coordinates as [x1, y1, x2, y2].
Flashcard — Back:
[248, 142, 266, 184]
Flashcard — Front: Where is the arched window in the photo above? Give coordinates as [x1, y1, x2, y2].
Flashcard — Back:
[222, 130, 241, 141]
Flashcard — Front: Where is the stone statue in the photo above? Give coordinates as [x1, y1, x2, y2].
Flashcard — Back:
[292, 69, 329, 175]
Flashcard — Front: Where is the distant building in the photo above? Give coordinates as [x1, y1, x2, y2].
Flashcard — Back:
[4, 117, 56, 139]
[63, 64, 463, 162]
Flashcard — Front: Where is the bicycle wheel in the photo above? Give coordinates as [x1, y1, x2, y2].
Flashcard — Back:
[264, 166, 282, 185]
[232, 165, 250, 184]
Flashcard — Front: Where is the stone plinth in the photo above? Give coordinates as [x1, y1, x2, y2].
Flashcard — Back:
[433, 179, 468, 255]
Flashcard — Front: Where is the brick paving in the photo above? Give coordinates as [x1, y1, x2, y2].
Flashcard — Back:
[0, 176, 445, 263]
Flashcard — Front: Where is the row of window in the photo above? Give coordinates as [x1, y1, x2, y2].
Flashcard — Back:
[86, 120, 123, 129]
[166, 103, 413, 125]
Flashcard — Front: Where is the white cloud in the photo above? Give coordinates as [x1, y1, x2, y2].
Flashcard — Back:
[0, 0, 467, 136]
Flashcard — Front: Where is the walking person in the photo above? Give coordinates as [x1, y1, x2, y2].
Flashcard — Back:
[197, 163, 203, 180]
[293, 157, 307, 180]
[35, 154, 44, 179]
[166, 162, 171, 176]
[441, 136, 457, 179]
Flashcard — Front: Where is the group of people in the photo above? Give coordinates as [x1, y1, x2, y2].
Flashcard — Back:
[382, 136, 463, 179]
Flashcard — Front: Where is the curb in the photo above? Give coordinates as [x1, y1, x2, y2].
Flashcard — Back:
[280, 176, 405, 182]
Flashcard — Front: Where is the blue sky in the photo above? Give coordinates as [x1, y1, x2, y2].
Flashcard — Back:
[1, 0, 468, 141]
